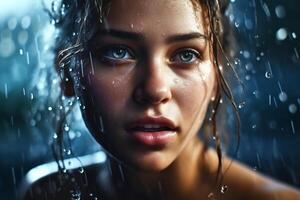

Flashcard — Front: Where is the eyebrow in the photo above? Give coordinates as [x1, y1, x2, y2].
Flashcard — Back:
[96, 29, 208, 43]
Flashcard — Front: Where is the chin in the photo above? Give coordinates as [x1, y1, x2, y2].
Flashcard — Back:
[125, 150, 175, 172]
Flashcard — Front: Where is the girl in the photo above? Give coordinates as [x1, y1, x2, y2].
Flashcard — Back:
[22, 0, 300, 199]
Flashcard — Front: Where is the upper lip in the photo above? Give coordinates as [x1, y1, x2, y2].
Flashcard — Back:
[125, 116, 178, 131]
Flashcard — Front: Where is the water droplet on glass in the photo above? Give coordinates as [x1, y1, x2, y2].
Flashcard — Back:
[48, 106, 53, 111]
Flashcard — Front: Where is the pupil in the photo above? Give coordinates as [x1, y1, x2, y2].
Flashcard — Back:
[113, 49, 125, 58]
[181, 52, 192, 61]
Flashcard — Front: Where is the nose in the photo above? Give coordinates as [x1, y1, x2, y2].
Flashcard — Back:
[133, 58, 172, 106]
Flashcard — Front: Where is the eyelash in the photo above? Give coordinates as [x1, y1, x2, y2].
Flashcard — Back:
[98, 46, 201, 65]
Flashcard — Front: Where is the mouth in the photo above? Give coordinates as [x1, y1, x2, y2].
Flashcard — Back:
[125, 117, 178, 148]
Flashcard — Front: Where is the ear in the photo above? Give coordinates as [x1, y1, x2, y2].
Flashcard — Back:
[55, 54, 75, 97]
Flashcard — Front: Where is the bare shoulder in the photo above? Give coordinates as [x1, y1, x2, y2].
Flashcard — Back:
[222, 157, 300, 200]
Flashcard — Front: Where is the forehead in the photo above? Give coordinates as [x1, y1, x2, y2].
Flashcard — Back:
[104, 0, 205, 35]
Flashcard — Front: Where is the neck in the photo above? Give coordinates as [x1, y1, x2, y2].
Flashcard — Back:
[108, 139, 216, 200]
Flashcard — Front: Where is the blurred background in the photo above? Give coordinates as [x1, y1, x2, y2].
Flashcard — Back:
[0, 0, 299, 199]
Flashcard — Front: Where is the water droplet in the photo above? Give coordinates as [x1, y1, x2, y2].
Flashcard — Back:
[279, 92, 288, 102]
[220, 185, 228, 194]
[252, 124, 257, 129]
[64, 124, 70, 132]
[79, 167, 84, 174]
[48, 106, 53, 111]
[66, 149, 72, 155]
[238, 101, 246, 109]
[292, 32, 297, 39]
[275, 5, 286, 18]
[288, 104, 297, 114]
[276, 28, 288, 41]
[53, 133, 58, 139]
[265, 71, 272, 79]
[234, 22, 239, 28]
[19, 49, 23, 55]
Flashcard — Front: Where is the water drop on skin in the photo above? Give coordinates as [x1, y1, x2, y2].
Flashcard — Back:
[220, 185, 228, 194]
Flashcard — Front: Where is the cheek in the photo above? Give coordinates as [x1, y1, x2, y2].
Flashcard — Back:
[175, 62, 215, 122]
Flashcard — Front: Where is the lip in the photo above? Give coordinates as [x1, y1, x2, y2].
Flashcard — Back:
[125, 116, 178, 148]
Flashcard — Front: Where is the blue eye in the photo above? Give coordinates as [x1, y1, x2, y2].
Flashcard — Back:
[172, 49, 200, 64]
[101, 46, 134, 61]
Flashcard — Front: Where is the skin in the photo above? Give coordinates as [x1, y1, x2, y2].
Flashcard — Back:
[63, 0, 300, 199]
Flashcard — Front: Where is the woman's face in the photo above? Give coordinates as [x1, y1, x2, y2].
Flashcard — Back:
[77, 0, 216, 171]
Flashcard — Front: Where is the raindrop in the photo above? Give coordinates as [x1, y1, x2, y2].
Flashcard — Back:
[79, 167, 84, 174]
[11, 167, 16, 185]
[265, 71, 272, 79]
[19, 49, 23, 55]
[278, 92, 288, 102]
[234, 22, 239, 28]
[238, 101, 246, 109]
[53, 133, 58, 139]
[26, 51, 30, 65]
[275, 5, 286, 19]
[288, 104, 297, 114]
[243, 51, 250, 59]
[245, 63, 253, 71]
[291, 120, 295, 134]
[21, 16, 31, 29]
[30, 93, 34, 100]
[292, 32, 297, 39]
[252, 124, 257, 129]
[276, 28, 288, 41]
[7, 17, 18, 30]
[67, 149, 72, 155]
[268, 94, 272, 106]
[64, 124, 70, 132]
[48, 106, 53, 111]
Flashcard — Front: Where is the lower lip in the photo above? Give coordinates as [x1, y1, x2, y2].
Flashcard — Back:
[128, 131, 177, 147]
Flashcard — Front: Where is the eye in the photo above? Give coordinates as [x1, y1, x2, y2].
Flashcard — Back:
[171, 49, 201, 64]
[100, 45, 135, 61]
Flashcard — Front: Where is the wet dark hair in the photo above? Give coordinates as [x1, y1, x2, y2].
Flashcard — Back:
[48, 0, 240, 191]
